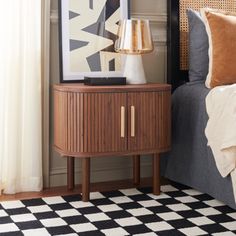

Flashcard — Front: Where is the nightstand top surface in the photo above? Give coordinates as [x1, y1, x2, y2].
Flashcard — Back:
[53, 83, 171, 93]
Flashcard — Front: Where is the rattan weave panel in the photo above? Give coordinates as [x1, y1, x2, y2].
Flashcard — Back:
[180, 0, 236, 70]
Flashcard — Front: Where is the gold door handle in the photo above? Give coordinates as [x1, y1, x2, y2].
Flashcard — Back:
[121, 106, 125, 138]
[131, 106, 135, 137]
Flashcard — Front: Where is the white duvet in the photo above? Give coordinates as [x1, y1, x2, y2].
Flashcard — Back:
[205, 84, 236, 202]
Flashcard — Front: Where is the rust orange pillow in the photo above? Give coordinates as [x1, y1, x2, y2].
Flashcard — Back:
[201, 9, 236, 88]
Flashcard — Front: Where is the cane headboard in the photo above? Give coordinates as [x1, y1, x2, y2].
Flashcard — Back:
[167, 0, 236, 90]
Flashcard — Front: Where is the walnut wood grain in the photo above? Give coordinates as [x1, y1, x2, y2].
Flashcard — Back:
[54, 91, 127, 154]
[54, 83, 171, 93]
[84, 92, 127, 153]
[54, 146, 171, 158]
[82, 158, 90, 202]
[67, 157, 75, 190]
[153, 153, 160, 195]
[133, 155, 140, 186]
[54, 84, 171, 157]
[53, 83, 171, 201]
[127, 91, 171, 152]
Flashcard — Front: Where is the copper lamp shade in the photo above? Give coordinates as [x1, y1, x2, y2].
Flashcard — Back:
[115, 19, 154, 55]
[114, 19, 154, 84]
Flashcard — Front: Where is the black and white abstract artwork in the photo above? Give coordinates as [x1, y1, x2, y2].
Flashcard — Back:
[59, 0, 129, 82]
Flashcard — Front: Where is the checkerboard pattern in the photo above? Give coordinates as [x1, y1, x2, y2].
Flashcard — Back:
[0, 183, 236, 235]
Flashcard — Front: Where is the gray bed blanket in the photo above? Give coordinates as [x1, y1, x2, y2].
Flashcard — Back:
[162, 82, 236, 209]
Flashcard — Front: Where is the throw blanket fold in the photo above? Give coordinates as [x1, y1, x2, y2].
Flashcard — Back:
[205, 84, 236, 203]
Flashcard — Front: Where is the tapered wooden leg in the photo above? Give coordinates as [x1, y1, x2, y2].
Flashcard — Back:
[133, 155, 140, 186]
[153, 153, 160, 195]
[67, 157, 75, 190]
[82, 157, 90, 202]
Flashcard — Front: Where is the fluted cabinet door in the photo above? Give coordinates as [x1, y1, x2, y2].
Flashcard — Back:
[83, 92, 127, 153]
[54, 91, 127, 155]
[127, 91, 171, 152]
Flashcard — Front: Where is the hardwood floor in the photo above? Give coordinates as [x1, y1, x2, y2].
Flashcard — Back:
[0, 177, 169, 202]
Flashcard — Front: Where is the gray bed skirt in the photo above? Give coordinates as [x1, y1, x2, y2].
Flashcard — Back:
[161, 82, 236, 210]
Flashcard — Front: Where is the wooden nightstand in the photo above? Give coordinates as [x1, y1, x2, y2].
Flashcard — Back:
[53, 83, 171, 201]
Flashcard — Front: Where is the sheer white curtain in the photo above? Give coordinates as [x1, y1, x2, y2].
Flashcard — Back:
[0, 0, 43, 194]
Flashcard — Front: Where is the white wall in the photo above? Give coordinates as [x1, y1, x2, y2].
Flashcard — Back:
[49, 0, 167, 187]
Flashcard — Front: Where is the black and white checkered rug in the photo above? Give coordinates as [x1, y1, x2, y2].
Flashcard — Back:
[0, 183, 236, 236]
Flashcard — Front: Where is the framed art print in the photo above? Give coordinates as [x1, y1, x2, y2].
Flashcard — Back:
[59, 0, 130, 82]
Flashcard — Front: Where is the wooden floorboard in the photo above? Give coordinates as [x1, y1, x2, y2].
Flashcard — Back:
[0, 177, 169, 202]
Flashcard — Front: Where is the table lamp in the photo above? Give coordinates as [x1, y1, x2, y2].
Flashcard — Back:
[115, 19, 154, 84]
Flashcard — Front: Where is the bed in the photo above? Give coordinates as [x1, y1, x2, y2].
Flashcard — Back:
[163, 0, 236, 209]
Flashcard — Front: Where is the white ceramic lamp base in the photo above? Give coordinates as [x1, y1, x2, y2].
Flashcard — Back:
[123, 55, 147, 84]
